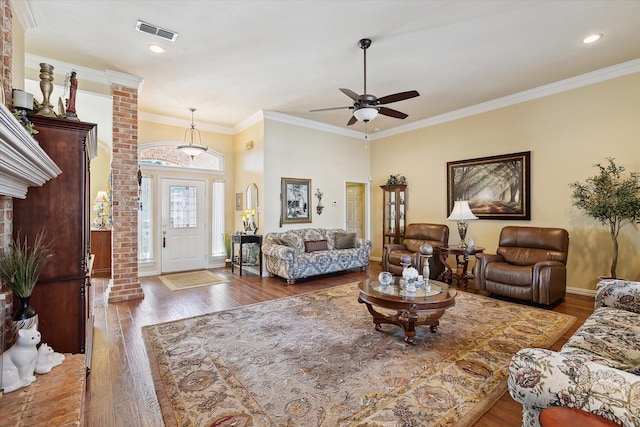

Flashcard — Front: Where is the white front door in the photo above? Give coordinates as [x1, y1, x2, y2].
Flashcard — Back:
[161, 178, 207, 273]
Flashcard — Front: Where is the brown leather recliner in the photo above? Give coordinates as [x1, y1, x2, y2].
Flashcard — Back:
[382, 223, 449, 279]
[474, 226, 569, 305]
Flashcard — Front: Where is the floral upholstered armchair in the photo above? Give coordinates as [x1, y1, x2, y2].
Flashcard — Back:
[508, 279, 640, 427]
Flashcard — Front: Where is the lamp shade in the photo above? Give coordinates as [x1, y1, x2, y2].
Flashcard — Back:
[447, 200, 478, 221]
[353, 107, 378, 122]
[94, 190, 109, 203]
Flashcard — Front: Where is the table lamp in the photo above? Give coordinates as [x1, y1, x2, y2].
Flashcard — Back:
[447, 200, 478, 248]
[93, 190, 110, 229]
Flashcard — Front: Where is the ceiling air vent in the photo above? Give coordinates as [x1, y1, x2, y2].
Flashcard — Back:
[135, 20, 178, 42]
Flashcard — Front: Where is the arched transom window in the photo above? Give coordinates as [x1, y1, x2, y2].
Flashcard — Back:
[140, 143, 224, 170]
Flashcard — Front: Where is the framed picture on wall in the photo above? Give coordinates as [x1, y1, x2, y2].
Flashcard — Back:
[281, 177, 312, 224]
[235, 192, 243, 211]
[447, 151, 531, 220]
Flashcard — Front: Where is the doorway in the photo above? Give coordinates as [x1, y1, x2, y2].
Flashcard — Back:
[345, 182, 366, 239]
[160, 178, 207, 273]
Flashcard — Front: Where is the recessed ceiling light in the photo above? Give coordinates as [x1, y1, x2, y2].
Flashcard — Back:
[148, 44, 165, 53]
[583, 33, 603, 44]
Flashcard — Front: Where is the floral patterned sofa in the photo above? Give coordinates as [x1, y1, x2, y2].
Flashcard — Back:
[263, 228, 372, 284]
[508, 279, 640, 427]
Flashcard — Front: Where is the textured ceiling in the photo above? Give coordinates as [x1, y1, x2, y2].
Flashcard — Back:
[17, 1, 640, 133]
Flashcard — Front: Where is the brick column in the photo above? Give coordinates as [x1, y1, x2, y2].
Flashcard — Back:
[1, 0, 12, 107]
[1, 0, 14, 345]
[1, 0, 12, 253]
[108, 81, 144, 302]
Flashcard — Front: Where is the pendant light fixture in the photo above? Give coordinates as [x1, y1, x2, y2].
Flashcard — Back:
[177, 107, 208, 158]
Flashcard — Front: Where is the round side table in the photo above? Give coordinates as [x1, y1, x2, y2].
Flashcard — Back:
[438, 246, 484, 288]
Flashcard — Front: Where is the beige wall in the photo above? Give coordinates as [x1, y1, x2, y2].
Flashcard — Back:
[262, 120, 370, 235]
[372, 73, 640, 290]
[233, 120, 264, 233]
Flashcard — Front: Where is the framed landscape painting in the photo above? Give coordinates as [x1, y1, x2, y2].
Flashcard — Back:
[281, 177, 312, 224]
[447, 151, 531, 220]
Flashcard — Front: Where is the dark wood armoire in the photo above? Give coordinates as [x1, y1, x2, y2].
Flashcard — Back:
[12, 115, 97, 365]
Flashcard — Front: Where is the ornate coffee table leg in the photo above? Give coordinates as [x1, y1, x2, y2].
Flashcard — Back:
[359, 298, 387, 332]
[399, 310, 419, 345]
[358, 296, 449, 344]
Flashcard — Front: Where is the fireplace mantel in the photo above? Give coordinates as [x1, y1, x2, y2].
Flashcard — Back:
[0, 104, 61, 198]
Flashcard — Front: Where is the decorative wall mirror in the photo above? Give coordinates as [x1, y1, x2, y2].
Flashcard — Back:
[245, 183, 259, 231]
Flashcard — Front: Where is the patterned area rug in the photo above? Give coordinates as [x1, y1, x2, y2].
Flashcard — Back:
[142, 282, 576, 426]
[158, 270, 227, 291]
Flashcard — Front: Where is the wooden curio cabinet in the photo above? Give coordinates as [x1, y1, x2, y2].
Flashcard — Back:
[12, 115, 97, 365]
[381, 184, 407, 247]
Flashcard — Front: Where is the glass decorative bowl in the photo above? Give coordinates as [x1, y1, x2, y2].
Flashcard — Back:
[378, 271, 393, 286]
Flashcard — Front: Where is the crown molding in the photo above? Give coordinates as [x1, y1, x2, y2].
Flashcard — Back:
[234, 110, 264, 133]
[25, 55, 144, 90]
[11, 0, 37, 32]
[105, 70, 144, 90]
[261, 110, 364, 140]
[139, 111, 235, 135]
[25, 54, 110, 85]
[373, 58, 640, 140]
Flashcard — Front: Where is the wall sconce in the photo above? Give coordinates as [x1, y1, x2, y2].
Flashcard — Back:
[315, 188, 324, 215]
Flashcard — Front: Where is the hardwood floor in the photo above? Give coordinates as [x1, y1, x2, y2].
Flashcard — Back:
[85, 264, 594, 426]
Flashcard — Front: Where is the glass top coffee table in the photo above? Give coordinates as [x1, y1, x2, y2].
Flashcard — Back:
[358, 278, 457, 344]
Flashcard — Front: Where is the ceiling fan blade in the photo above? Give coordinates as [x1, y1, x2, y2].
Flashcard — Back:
[346, 115, 358, 126]
[379, 106, 408, 119]
[377, 90, 420, 105]
[340, 88, 360, 101]
[310, 106, 352, 112]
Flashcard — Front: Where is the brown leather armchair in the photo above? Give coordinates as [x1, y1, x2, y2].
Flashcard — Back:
[474, 226, 569, 305]
[382, 223, 449, 279]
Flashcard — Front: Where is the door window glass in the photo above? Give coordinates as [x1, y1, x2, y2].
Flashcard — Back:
[212, 180, 225, 256]
[170, 185, 197, 228]
[138, 175, 153, 260]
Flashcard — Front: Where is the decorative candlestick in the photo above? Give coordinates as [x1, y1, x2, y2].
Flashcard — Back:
[36, 63, 57, 117]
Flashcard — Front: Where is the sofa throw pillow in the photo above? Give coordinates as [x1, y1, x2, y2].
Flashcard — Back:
[305, 239, 328, 253]
[280, 234, 304, 252]
[334, 232, 356, 249]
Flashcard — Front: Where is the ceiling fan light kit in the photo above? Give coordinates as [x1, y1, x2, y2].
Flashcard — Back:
[310, 38, 420, 126]
[353, 107, 378, 122]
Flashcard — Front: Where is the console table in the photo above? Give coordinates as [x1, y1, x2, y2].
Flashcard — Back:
[231, 234, 263, 276]
[439, 246, 484, 288]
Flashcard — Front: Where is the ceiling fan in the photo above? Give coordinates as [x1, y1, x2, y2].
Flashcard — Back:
[311, 38, 420, 126]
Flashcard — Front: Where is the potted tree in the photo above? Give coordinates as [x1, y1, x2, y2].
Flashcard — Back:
[0, 230, 53, 322]
[570, 158, 640, 278]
